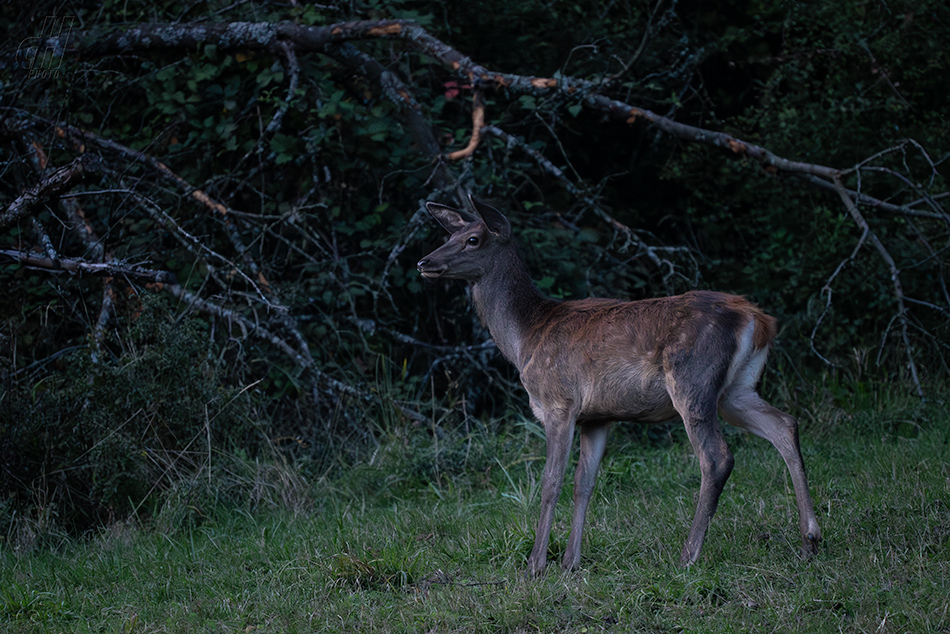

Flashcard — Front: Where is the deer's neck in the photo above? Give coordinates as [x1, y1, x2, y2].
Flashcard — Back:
[470, 247, 552, 367]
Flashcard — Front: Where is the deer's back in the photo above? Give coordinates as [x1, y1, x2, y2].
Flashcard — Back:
[517, 290, 773, 423]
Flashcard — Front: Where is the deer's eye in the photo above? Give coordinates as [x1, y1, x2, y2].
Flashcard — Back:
[466, 236, 480, 247]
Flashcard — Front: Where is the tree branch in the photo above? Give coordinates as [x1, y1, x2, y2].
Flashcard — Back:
[0, 248, 177, 283]
[29, 17, 948, 392]
[159, 281, 372, 402]
[323, 41, 456, 191]
[54, 125, 274, 294]
[0, 154, 100, 230]
[832, 179, 924, 398]
[481, 123, 691, 286]
[47, 19, 946, 207]
[46, 18, 911, 200]
[445, 90, 485, 161]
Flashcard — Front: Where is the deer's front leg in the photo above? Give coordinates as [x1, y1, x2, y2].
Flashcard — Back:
[527, 409, 576, 577]
[563, 421, 611, 571]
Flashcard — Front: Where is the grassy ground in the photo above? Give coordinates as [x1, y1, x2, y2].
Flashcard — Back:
[2, 408, 949, 633]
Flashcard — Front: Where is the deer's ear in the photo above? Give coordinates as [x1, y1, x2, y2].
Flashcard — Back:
[469, 195, 511, 238]
[426, 202, 478, 233]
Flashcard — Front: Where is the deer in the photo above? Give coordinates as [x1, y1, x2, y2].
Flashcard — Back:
[416, 195, 821, 577]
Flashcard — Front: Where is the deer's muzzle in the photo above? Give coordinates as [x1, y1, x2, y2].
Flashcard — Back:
[417, 258, 445, 278]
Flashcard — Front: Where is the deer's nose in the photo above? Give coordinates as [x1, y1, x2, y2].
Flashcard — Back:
[417, 258, 445, 279]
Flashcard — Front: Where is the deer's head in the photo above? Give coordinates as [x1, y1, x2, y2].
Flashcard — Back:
[417, 195, 512, 281]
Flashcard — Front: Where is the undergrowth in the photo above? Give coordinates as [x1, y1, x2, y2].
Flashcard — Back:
[1, 380, 947, 633]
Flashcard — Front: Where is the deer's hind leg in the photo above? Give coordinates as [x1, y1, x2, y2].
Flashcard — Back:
[670, 390, 735, 567]
[719, 386, 821, 557]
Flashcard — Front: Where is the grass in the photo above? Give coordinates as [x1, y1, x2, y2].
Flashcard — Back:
[2, 407, 949, 633]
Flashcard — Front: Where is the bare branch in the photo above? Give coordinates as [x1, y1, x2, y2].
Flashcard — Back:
[0, 154, 100, 230]
[10, 129, 117, 365]
[800, 173, 950, 223]
[482, 123, 691, 286]
[56, 125, 275, 293]
[25, 17, 948, 393]
[233, 39, 301, 173]
[159, 282, 371, 402]
[832, 179, 924, 398]
[30, 218, 58, 259]
[605, 0, 672, 84]
[324, 41, 457, 191]
[809, 226, 868, 367]
[446, 90, 485, 161]
[46, 18, 937, 206]
[264, 41, 300, 138]
[0, 248, 177, 283]
[91, 283, 116, 365]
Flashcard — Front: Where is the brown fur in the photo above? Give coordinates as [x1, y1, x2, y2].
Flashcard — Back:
[417, 198, 820, 576]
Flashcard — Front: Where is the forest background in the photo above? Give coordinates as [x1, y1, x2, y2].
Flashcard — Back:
[1, 0, 948, 554]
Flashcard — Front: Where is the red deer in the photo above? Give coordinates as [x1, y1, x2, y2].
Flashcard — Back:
[416, 196, 821, 577]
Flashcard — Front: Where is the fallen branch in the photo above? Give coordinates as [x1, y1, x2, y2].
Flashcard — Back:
[482, 123, 691, 286]
[832, 179, 924, 398]
[0, 248, 177, 283]
[158, 281, 371, 402]
[0, 154, 100, 230]
[26, 17, 947, 392]
[445, 90, 485, 161]
[42, 19, 942, 212]
[54, 125, 274, 294]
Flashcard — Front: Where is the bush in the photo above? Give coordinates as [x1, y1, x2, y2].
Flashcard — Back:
[0, 300, 260, 544]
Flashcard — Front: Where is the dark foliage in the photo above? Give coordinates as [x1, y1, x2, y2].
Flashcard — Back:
[1, 0, 947, 535]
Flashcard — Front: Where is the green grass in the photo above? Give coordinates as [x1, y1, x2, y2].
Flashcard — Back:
[2, 416, 949, 633]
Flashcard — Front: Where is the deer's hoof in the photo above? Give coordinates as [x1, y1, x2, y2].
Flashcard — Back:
[800, 532, 821, 558]
[526, 557, 548, 578]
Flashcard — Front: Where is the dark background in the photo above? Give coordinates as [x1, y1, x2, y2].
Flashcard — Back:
[1, 0, 947, 536]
